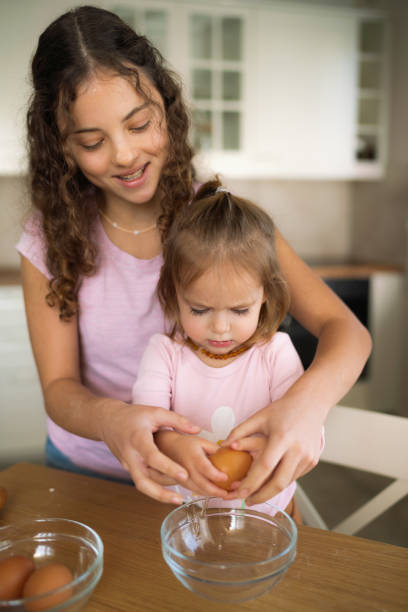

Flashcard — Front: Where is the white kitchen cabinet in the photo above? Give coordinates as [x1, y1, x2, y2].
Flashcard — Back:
[342, 271, 405, 416]
[367, 272, 405, 415]
[198, 3, 388, 180]
[0, 0, 76, 176]
[0, 286, 46, 467]
[0, 0, 389, 179]
[251, 7, 356, 178]
[354, 17, 390, 177]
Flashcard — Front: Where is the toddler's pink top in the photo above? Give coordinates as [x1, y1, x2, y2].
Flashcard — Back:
[132, 332, 308, 514]
[17, 214, 165, 478]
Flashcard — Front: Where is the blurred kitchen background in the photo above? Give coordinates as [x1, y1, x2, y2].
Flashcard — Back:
[0, 0, 407, 545]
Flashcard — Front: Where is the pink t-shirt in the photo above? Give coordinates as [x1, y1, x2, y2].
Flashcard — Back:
[17, 214, 165, 478]
[132, 332, 306, 514]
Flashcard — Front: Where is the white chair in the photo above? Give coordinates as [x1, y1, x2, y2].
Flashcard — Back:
[295, 404, 408, 535]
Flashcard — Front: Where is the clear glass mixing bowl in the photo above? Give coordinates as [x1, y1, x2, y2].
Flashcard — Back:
[161, 497, 297, 603]
[0, 518, 103, 611]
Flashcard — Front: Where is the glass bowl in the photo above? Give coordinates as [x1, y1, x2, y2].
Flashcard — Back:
[161, 497, 297, 603]
[0, 518, 103, 611]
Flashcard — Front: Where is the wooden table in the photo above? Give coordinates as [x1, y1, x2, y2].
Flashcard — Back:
[1, 463, 407, 611]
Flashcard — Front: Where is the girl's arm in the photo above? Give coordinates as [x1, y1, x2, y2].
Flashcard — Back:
[20, 255, 199, 504]
[277, 229, 372, 402]
[224, 230, 372, 505]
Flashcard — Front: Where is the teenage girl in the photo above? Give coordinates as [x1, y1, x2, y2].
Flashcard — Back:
[18, 6, 371, 506]
[132, 179, 324, 520]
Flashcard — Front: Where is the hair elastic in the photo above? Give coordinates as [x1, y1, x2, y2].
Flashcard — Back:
[215, 186, 230, 195]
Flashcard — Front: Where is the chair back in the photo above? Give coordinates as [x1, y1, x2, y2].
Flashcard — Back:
[296, 405, 408, 535]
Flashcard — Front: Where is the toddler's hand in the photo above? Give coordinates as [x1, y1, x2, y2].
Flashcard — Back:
[156, 431, 229, 498]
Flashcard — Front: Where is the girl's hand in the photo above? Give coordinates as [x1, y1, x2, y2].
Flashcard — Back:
[222, 434, 267, 500]
[156, 431, 229, 497]
[222, 397, 322, 505]
[98, 401, 202, 504]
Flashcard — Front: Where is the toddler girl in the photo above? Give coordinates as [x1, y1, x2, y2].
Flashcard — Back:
[132, 179, 322, 519]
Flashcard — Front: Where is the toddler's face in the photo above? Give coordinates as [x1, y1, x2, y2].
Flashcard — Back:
[177, 263, 265, 359]
[64, 68, 168, 212]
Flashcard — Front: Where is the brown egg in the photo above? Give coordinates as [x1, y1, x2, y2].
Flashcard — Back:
[0, 486, 7, 511]
[0, 555, 35, 600]
[209, 447, 253, 491]
[22, 563, 73, 611]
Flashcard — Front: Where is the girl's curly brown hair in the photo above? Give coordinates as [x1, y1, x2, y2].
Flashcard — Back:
[27, 5, 194, 320]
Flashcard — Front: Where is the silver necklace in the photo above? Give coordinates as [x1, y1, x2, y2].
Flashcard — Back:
[99, 209, 157, 236]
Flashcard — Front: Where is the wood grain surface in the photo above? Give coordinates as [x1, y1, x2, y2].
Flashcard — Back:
[311, 262, 402, 279]
[1, 463, 407, 611]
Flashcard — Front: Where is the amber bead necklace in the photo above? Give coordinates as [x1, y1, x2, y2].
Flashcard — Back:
[186, 337, 250, 360]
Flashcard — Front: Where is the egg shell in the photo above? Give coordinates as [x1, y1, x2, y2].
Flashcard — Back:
[0, 555, 35, 600]
[209, 447, 253, 491]
[0, 486, 7, 511]
[22, 562, 73, 611]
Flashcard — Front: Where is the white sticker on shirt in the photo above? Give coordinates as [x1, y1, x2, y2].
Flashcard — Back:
[200, 405, 236, 443]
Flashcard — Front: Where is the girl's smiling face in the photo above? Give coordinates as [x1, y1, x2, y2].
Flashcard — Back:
[65, 69, 169, 211]
[177, 263, 265, 360]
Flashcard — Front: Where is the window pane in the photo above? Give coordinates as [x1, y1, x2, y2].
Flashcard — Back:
[222, 17, 242, 61]
[356, 134, 378, 161]
[358, 98, 380, 125]
[360, 21, 384, 54]
[193, 110, 213, 150]
[359, 60, 381, 89]
[191, 15, 212, 59]
[145, 11, 167, 53]
[223, 111, 240, 150]
[222, 71, 241, 101]
[192, 69, 212, 100]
